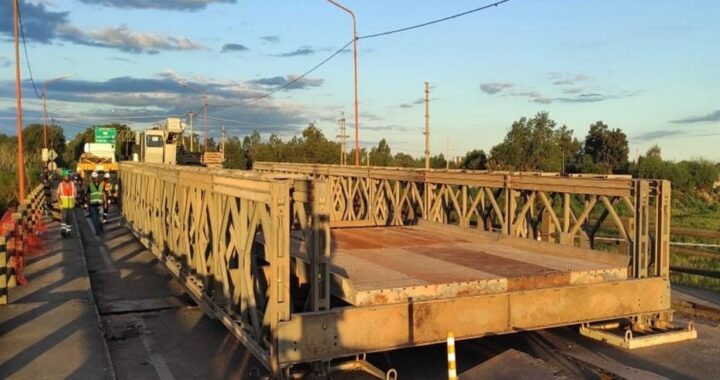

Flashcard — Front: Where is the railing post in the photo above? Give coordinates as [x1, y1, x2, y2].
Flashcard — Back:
[460, 185, 469, 228]
[369, 177, 377, 225]
[310, 180, 331, 312]
[654, 180, 671, 278]
[423, 172, 429, 222]
[503, 175, 514, 235]
[558, 193, 573, 245]
[633, 181, 650, 278]
[540, 208, 555, 242]
[269, 180, 291, 375]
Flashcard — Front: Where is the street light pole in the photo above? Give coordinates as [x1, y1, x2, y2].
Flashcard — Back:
[327, 0, 360, 166]
[13, 0, 25, 202]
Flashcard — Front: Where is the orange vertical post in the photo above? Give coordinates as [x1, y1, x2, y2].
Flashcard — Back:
[13, 0, 26, 202]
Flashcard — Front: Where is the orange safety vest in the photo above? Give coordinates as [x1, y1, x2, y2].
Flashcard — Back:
[57, 181, 76, 209]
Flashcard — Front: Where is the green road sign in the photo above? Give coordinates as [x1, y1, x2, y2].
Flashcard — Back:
[95, 127, 117, 144]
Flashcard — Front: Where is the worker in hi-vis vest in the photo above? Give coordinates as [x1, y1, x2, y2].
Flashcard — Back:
[86, 171, 104, 235]
[56, 170, 77, 237]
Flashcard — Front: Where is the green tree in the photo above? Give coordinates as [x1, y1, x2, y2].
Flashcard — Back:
[556, 125, 582, 173]
[247, 124, 340, 165]
[393, 152, 420, 168]
[0, 124, 69, 211]
[430, 153, 448, 169]
[460, 149, 488, 170]
[63, 126, 95, 168]
[582, 121, 629, 174]
[223, 136, 251, 169]
[370, 139, 393, 166]
[489, 112, 569, 172]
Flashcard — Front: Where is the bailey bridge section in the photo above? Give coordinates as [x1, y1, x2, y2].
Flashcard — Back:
[118, 161, 675, 377]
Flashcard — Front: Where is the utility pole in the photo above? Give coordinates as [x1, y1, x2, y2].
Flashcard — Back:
[326, 0, 360, 166]
[337, 113, 348, 165]
[13, 0, 26, 201]
[40, 76, 70, 153]
[42, 92, 49, 150]
[424, 81, 430, 169]
[175, 79, 207, 152]
[187, 111, 195, 152]
[446, 136, 450, 170]
[221, 126, 226, 153]
[203, 95, 209, 153]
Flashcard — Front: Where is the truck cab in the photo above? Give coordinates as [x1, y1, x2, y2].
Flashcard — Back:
[137, 118, 184, 164]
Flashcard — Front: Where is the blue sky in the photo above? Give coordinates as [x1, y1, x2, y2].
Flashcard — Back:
[1, 0, 718, 161]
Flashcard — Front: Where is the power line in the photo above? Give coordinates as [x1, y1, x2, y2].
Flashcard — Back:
[211, 40, 353, 111]
[358, 0, 511, 40]
[17, 2, 42, 99]
[49, 109, 180, 121]
[205, 115, 277, 127]
[205, 1, 510, 113]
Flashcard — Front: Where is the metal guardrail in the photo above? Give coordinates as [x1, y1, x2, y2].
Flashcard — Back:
[254, 162, 672, 281]
[118, 162, 330, 375]
[119, 162, 676, 376]
[670, 266, 720, 279]
[1, 185, 46, 304]
[668, 228, 720, 282]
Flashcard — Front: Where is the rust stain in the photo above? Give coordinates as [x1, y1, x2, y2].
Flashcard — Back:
[413, 303, 433, 330]
[331, 226, 464, 250]
[507, 273, 571, 292]
[454, 287, 483, 297]
[372, 292, 389, 305]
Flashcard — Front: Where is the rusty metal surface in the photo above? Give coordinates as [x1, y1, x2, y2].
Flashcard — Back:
[293, 225, 628, 306]
[119, 162, 675, 375]
[277, 278, 671, 364]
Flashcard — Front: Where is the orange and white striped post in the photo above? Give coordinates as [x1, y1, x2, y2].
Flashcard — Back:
[447, 331, 457, 380]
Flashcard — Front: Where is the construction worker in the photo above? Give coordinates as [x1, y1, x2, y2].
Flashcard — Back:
[56, 170, 77, 237]
[86, 172, 104, 235]
[102, 173, 112, 220]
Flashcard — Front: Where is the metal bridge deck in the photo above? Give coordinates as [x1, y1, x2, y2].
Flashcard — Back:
[293, 223, 629, 306]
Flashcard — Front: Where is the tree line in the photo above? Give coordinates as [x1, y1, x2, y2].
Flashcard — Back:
[222, 112, 718, 193]
[1, 113, 717, 212]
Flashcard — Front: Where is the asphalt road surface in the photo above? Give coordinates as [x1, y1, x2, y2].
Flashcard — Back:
[80, 207, 720, 380]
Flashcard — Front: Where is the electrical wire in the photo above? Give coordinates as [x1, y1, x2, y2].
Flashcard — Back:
[205, 115, 277, 127]
[358, 0, 510, 40]
[211, 40, 353, 111]
[49, 109, 181, 121]
[204, 1, 510, 113]
[20, 0, 512, 137]
[17, 2, 42, 99]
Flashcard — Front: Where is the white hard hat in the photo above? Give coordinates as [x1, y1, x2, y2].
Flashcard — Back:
[91, 172, 99, 178]
[104, 173, 111, 179]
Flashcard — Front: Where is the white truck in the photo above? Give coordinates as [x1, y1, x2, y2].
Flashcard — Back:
[136, 117, 224, 167]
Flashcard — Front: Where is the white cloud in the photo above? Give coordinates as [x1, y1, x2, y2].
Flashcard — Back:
[57, 24, 206, 54]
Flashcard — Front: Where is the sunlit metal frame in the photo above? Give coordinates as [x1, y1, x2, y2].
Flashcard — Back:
[120, 162, 673, 377]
